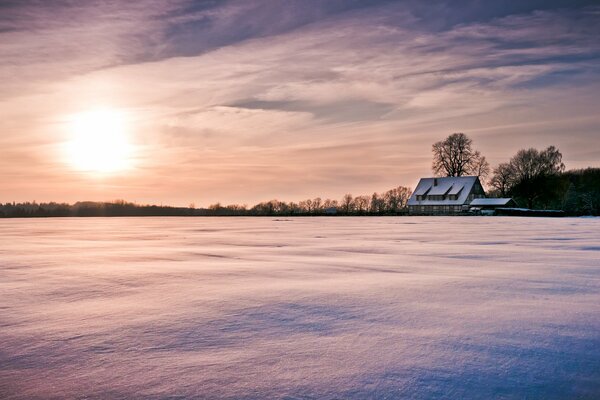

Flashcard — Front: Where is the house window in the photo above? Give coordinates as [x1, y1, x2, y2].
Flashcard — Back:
[428, 195, 445, 201]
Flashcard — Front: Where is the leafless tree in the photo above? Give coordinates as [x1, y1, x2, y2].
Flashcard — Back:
[251, 200, 279, 215]
[323, 199, 338, 210]
[382, 186, 411, 213]
[506, 146, 565, 208]
[383, 189, 398, 212]
[432, 133, 488, 177]
[472, 151, 490, 179]
[299, 199, 311, 213]
[287, 202, 300, 214]
[510, 146, 565, 182]
[353, 195, 370, 214]
[226, 204, 247, 212]
[396, 186, 412, 210]
[489, 162, 514, 197]
[341, 194, 353, 214]
[312, 197, 322, 214]
[370, 192, 385, 214]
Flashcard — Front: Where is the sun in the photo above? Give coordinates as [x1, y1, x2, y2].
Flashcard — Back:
[65, 109, 134, 173]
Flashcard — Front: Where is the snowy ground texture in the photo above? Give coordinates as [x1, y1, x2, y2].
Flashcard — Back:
[1, 217, 599, 399]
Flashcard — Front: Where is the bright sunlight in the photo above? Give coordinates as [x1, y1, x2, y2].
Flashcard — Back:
[65, 109, 134, 173]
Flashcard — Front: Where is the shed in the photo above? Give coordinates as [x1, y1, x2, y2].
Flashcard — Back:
[470, 198, 517, 210]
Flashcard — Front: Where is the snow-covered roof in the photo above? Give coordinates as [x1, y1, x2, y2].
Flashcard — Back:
[407, 176, 479, 206]
[413, 185, 431, 196]
[448, 185, 464, 196]
[470, 198, 514, 206]
[428, 180, 453, 195]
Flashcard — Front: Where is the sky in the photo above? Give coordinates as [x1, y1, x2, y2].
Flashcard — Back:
[1, 0, 599, 206]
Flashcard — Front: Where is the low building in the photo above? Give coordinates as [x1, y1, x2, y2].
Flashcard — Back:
[324, 207, 337, 215]
[407, 176, 486, 215]
[469, 198, 517, 213]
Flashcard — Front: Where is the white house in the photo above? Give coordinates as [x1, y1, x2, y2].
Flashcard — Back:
[407, 176, 486, 215]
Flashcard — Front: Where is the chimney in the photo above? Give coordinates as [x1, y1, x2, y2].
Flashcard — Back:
[433, 178, 438, 186]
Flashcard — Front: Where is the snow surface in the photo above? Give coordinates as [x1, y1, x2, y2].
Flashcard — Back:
[1, 216, 599, 399]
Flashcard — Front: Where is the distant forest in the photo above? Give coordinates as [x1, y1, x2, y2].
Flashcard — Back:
[1, 168, 599, 218]
[0, 186, 412, 218]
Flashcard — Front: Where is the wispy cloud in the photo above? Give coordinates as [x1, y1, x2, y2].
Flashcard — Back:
[1, 1, 599, 205]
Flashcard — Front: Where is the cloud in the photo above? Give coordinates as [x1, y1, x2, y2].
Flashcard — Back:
[1, 1, 599, 204]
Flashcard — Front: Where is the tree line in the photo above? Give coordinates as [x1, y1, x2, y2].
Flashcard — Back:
[0, 186, 413, 218]
[214, 186, 412, 216]
[2, 133, 598, 217]
[431, 133, 599, 214]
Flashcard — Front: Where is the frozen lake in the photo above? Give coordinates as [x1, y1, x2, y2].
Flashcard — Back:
[1, 217, 599, 399]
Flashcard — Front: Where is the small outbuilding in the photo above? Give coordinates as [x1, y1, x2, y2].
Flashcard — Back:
[469, 198, 518, 210]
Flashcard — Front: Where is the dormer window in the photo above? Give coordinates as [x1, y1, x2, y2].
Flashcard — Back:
[427, 195, 445, 201]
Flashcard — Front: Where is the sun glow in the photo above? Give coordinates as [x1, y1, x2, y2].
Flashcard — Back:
[65, 109, 134, 173]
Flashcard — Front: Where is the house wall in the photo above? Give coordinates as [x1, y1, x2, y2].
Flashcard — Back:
[467, 180, 486, 202]
[409, 205, 464, 215]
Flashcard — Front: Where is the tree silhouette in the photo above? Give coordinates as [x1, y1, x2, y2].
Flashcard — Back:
[432, 133, 488, 177]
[507, 146, 565, 208]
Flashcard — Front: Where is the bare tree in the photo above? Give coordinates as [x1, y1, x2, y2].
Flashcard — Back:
[432, 133, 488, 177]
[489, 162, 514, 197]
[510, 146, 564, 182]
[273, 200, 288, 215]
[251, 200, 280, 215]
[507, 146, 565, 208]
[472, 151, 490, 179]
[288, 202, 301, 214]
[396, 186, 412, 210]
[341, 194, 353, 214]
[323, 199, 338, 210]
[383, 189, 399, 213]
[382, 186, 411, 213]
[370, 192, 385, 214]
[299, 199, 312, 214]
[227, 204, 247, 212]
[312, 197, 322, 214]
[353, 196, 370, 214]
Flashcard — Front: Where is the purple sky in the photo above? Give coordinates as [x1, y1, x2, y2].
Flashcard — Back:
[1, 0, 599, 206]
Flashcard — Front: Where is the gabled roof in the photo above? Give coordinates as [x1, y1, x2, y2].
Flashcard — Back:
[407, 176, 480, 206]
[470, 198, 514, 206]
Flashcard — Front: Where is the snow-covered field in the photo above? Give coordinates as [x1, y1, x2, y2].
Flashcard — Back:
[1, 217, 599, 399]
